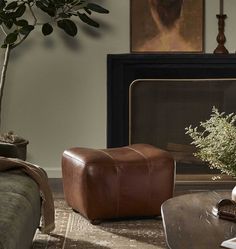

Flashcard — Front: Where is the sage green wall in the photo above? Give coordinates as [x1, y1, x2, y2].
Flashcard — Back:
[1, 0, 236, 177]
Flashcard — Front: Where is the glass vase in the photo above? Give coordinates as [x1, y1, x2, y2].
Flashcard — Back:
[232, 185, 236, 201]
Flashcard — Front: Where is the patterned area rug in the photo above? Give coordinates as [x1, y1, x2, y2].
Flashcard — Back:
[32, 199, 167, 249]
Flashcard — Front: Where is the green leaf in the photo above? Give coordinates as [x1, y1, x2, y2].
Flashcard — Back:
[1, 44, 7, 48]
[55, 0, 65, 4]
[57, 19, 77, 36]
[0, 11, 7, 20]
[4, 20, 13, 29]
[78, 12, 99, 28]
[84, 7, 91, 15]
[36, 1, 55, 17]
[19, 24, 34, 35]
[42, 23, 53, 35]
[40, 0, 50, 5]
[4, 32, 18, 44]
[15, 19, 28, 26]
[5, 1, 18, 10]
[5, 1, 17, 10]
[5, 12, 16, 19]
[58, 12, 71, 18]
[0, 0, 6, 10]
[14, 4, 26, 18]
[43, 7, 55, 17]
[35, 1, 45, 9]
[86, 3, 109, 14]
[53, 0, 64, 8]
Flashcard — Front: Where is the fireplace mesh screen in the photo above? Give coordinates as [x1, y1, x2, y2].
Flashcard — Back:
[129, 79, 236, 174]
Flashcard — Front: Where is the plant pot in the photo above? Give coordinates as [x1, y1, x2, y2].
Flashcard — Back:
[0, 140, 29, 160]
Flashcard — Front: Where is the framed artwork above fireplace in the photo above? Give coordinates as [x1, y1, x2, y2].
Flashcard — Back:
[130, 0, 204, 53]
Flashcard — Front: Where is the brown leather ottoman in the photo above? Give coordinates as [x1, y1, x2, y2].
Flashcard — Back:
[62, 144, 175, 224]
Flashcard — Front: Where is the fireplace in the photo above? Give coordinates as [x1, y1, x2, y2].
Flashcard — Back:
[107, 54, 236, 174]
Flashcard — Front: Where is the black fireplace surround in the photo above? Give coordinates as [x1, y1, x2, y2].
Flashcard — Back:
[107, 53, 236, 173]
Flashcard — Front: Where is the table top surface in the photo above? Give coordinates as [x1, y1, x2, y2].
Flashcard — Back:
[161, 191, 236, 249]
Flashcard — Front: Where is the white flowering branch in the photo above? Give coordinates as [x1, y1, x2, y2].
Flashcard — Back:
[185, 107, 236, 176]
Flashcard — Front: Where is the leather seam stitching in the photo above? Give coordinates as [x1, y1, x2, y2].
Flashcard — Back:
[97, 149, 120, 218]
[126, 146, 152, 213]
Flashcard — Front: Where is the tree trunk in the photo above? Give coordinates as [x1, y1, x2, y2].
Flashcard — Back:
[0, 45, 11, 130]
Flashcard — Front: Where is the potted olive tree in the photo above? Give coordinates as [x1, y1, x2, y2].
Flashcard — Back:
[0, 0, 109, 159]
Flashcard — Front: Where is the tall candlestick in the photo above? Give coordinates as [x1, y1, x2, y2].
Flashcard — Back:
[214, 14, 228, 54]
[220, 0, 223, 15]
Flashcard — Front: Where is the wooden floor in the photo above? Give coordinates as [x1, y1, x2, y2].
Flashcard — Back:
[49, 175, 235, 199]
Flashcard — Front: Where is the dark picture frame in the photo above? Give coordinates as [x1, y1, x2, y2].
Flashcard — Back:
[130, 0, 205, 53]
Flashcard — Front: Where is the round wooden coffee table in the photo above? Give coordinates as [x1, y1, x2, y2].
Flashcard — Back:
[161, 191, 236, 249]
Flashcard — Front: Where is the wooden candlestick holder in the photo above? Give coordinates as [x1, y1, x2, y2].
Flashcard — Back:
[214, 14, 229, 54]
